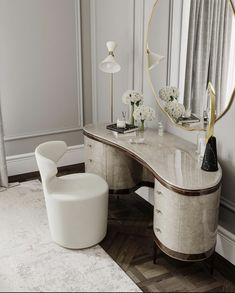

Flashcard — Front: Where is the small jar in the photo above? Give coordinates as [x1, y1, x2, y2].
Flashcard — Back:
[158, 121, 164, 136]
[196, 132, 206, 159]
[117, 119, 126, 128]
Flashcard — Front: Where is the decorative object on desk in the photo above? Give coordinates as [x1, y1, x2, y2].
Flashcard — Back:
[99, 41, 121, 123]
[147, 44, 165, 70]
[196, 131, 206, 159]
[203, 110, 209, 127]
[106, 123, 139, 134]
[201, 82, 218, 172]
[116, 119, 126, 128]
[158, 121, 164, 136]
[184, 109, 192, 118]
[159, 86, 179, 102]
[177, 113, 200, 125]
[201, 136, 218, 171]
[116, 111, 127, 128]
[122, 90, 143, 126]
[164, 100, 185, 122]
[112, 131, 136, 138]
[129, 137, 145, 144]
[133, 105, 155, 131]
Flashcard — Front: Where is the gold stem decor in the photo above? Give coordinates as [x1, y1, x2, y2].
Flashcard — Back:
[207, 82, 216, 142]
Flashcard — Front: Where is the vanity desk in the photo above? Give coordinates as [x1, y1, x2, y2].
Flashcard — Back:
[83, 124, 222, 262]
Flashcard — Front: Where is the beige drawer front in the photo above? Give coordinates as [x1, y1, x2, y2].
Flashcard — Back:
[154, 179, 220, 255]
[154, 184, 180, 252]
[84, 136, 106, 180]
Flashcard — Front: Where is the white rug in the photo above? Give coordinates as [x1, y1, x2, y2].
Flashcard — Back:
[0, 180, 141, 292]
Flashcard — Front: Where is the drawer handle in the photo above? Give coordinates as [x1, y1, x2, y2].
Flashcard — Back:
[155, 228, 161, 233]
[155, 209, 162, 214]
[87, 144, 92, 148]
[89, 159, 93, 163]
[156, 190, 163, 195]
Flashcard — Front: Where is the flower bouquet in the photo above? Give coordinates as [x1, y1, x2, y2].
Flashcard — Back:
[122, 90, 143, 126]
[133, 105, 155, 131]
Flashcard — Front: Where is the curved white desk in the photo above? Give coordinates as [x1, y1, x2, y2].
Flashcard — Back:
[83, 124, 222, 262]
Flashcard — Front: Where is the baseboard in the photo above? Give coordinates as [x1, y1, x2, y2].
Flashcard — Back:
[216, 226, 235, 266]
[6, 144, 84, 176]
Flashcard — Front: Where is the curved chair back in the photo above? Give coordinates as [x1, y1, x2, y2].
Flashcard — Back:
[35, 141, 67, 186]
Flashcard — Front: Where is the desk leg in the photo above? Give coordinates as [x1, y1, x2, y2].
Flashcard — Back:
[153, 241, 161, 264]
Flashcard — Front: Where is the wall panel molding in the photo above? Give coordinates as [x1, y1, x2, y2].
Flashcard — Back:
[1, 0, 83, 141]
[220, 196, 235, 214]
[90, 0, 135, 123]
[4, 127, 83, 142]
[90, 0, 98, 123]
[216, 225, 235, 265]
[133, 0, 145, 92]
[6, 144, 84, 176]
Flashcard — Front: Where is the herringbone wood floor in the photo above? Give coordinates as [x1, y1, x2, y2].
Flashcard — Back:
[100, 193, 235, 293]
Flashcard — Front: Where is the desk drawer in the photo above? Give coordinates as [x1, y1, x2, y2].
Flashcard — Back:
[84, 136, 106, 179]
[154, 179, 220, 255]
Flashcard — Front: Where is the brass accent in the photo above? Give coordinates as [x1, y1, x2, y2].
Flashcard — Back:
[146, 0, 235, 132]
[207, 82, 216, 142]
[83, 130, 222, 196]
[108, 51, 114, 57]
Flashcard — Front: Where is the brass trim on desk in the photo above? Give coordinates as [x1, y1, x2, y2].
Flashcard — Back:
[83, 130, 221, 196]
[154, 235, 215, 262]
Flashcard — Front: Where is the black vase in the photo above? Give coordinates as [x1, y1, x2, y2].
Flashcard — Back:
[201, 136, 218, 172]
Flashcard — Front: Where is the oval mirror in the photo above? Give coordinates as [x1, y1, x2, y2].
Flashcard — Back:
[147, 0, 235, 131]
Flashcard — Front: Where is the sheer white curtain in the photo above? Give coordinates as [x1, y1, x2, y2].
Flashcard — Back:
[0, 98, 8, 189]
[226, 16, 235, 104]
[184, 0, 233, 117]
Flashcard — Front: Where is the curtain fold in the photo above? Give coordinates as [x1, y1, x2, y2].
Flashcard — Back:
[0, 101, 8, 188]
[184, 0, 233, 117]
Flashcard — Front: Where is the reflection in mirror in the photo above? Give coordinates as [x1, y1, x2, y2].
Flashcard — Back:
[147, 0, 235, 130]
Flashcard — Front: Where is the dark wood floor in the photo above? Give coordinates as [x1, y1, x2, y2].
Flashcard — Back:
[10, 164, 235, 292]
[100, 193, 235, 292]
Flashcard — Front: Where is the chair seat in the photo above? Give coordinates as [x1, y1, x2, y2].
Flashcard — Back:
[49, 173, 108, 201]
[35, 141, 109, 249]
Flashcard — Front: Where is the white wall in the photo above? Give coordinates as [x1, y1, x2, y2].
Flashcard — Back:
[0, 0, 85, 158]
[90, 0, 134, 124]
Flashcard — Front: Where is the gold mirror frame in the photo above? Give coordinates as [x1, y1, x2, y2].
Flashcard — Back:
[146, 0, 235, 132]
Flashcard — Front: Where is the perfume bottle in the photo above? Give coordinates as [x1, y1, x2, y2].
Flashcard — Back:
[158, 121, 164, 136]
[203, 110, 208, 127]
[196, 132, 206, 160]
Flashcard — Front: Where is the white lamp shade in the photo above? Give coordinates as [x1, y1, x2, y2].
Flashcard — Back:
[148, 50, 165, 70]
[106, 41, 117, 52]
[99, 54, 121, 73]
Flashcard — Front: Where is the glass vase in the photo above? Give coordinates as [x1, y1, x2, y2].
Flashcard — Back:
[140, 120, 145, 131]
[129, 103, 135, 126]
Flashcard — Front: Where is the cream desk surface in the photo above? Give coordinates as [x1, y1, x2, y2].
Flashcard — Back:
[83, 124, 222, 194]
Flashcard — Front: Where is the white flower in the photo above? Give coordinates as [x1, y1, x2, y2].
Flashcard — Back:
[122, 90, 143, 106]
[164, 100, 185, 121]
[159, 86, 179, 102]
[133, 105, 156, 122]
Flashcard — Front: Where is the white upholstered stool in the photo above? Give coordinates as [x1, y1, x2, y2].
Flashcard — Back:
[35, 141, 109, 249]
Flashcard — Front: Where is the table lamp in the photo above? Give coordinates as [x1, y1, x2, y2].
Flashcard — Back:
[99, 41, 121, 123]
